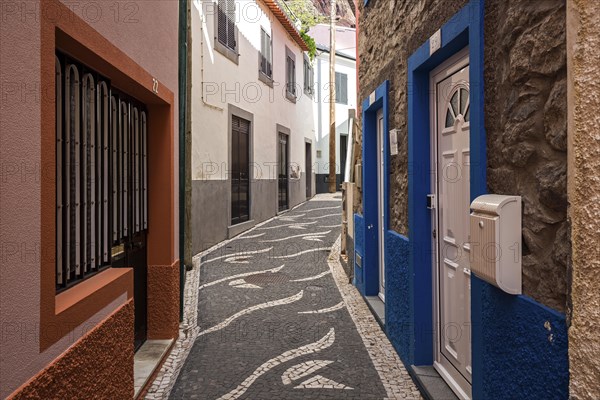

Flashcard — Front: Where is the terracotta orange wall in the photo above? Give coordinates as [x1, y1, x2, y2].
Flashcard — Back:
[0, 2, 179, 397]
[8, 301, 134, 400]
[54, 0, 180, 260]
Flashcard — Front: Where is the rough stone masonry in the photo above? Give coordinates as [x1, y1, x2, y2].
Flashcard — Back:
[357, 0, 568, 312]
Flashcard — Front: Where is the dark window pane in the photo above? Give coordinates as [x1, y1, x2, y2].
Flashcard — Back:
[450, 90, 459, 116]
[460, 88, 468, 114]
[445, 108, 454, 128]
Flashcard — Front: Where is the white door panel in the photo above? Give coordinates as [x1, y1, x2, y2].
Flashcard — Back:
[431, 49, 472, 399]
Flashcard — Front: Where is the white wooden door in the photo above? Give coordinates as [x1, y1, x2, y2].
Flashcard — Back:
[377, 109, 385, 302]
[431, 50, 472, 399]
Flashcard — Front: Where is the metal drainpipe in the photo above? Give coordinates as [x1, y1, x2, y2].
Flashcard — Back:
[178, 0, 188, 321]
[200, 9, 224, 111]
[318, 57, 322, 141]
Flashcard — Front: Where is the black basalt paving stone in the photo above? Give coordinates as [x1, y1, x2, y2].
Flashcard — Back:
[169, 200, 387, 400]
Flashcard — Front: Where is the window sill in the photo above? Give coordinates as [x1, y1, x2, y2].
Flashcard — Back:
[56, 267, 133, 315]
[214, 40, 239, 65]
[258, 71, 273, 87]
[285, 91, 297, 103]
[228, 219, 256, 238]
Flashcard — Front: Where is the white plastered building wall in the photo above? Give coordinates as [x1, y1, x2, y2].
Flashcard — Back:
[191, 0, 315, 182]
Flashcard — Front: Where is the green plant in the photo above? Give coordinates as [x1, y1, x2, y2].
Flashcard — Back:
[283, 0, 326, 31]
[301, 30, 317, 61]
[281, 0, 323, 61]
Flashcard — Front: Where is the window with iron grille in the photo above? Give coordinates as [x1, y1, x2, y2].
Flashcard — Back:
[303, 55, 314, 97]
[259, 28, 272, 79]
[285, 48, 296, 102]
[217, 0, 237, 51]
[55, 51, 148, 291]
[335, 71, 348, 105]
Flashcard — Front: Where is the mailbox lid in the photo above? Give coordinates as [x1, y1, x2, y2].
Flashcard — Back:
[471, 194, 519, 215]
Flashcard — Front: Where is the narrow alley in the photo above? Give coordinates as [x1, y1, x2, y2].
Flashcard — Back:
[2, 1, 600, 399]
[148, 194, 420, 399]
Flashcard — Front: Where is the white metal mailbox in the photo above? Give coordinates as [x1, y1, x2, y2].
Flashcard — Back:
[470, 194, 522, 295]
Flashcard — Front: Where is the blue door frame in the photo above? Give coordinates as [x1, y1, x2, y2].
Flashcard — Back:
[407, 0, 485, 382]
[360, 81, 390, 296]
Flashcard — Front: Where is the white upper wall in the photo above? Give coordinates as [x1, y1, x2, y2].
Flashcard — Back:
[191, 0, 316, 181]
[309, 24, 357, 175]
[309, 24, 357, 59]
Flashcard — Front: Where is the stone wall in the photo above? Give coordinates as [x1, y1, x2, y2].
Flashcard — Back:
[357, 0, 568, 312]
[357, 0, 470, 234]
[484, 0, 568, 312]
[566, 0, 600, 398]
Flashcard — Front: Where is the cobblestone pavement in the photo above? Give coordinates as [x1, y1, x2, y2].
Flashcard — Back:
[146, 194, 421, 400]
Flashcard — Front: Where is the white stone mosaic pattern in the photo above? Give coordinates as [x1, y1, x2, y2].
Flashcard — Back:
[281, 360, 334, 385]
[327, 236, 423, 400]
[257, 220, 317, 230]
[202, 246, 273, 265]
[271, 247, 331, 259]
[145, 194, 421, 399]
[198, 291, 304, 336]
[260, 230, 331, 243]
[307, 213, 341, 220]
[293, 374, 353, 390]
[298, 301, 345, 314]
[198, 264, 285, 290]
[216, 328, 336, 400]
[290, 270, 331, 282]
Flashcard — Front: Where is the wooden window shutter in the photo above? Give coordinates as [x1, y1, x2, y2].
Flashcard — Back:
[226, 0, 236, 50]
[267, 34, 272, 76]
[341, 73, 348, 104]
[217, 0, 227, 46]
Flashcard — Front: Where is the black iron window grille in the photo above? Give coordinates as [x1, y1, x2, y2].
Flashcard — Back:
[55, 50, 148, 292]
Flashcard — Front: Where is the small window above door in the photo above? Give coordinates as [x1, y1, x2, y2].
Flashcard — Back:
[445, 87, 470, 128]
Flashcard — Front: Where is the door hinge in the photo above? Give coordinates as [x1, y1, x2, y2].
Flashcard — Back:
[432, 228, 437, 239]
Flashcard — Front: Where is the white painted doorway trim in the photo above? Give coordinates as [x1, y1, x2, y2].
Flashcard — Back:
[429, 47, 472, 400]
[377, 108, 385, 302]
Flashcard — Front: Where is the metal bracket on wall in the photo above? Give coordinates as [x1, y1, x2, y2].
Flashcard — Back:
[356, 253, 362, 268]
[427, 194, 436, 209]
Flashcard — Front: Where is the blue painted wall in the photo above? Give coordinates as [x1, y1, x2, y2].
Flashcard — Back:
[353, 213, 365, 290]
[384, 230, 413, 364]
[472, 277, 569, 399]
